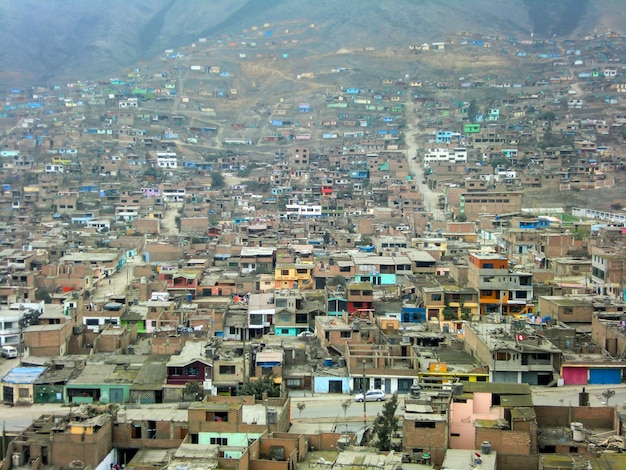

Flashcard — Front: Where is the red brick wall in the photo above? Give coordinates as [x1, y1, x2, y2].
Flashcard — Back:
[403, 420, 447, 467]
[112, 422, 185, 448]
[180, 217, 209, 233]
[535, 405, 616, 429]
[250, 460, 288, 470]
[24, 321, 73, 356]
[592, 316, 626, 357]
[50, 418, 113, 467]
[272, 433, 308, 461]
[301, 432, 346, 451]
[475, 427, 532, 455]
[497, 454, 538, 470]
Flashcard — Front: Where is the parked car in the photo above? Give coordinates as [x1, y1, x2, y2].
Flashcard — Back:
[298, 330, 315, 338]
[354, 389, 386, 402]
[1, 345, 18, 358]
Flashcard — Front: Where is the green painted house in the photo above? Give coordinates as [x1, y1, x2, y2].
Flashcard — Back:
[66, 361, 137, 404]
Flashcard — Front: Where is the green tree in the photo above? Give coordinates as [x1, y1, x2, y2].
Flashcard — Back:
[182, 381, 204, 401]
[358, 235, 373, 246]
[466, 99, 479, 123]
[210, 171, 226, 189]
[35, 288, 52, 304]
[459, 298, 471, 321]
[373, 393, 399, 451]
[328, 275, 347, 287]
[540, 111, 556, 129]
[239, 375, 280, 400]
[442, 298, 456, 321]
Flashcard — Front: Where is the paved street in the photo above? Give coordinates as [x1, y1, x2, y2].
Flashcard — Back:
[4, 384, 626, 434]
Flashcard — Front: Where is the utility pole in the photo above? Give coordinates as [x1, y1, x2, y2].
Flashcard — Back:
[362, 359, 367, 427]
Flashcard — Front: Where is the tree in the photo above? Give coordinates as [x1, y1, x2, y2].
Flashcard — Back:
[442, 298, 456, 321]
[373, 393, 399, 451]
[341, 399, 352, 434]
[182, 381, 204, 401]
[238, 375, 280, 400]
[490, 157, 509, 171]
[297, 402, 306, 418]
[602, 389, 615, 406]
[328, 275, 347, 288]
[358, 235, 373, 247]
[35, 288, 52, 304]
[210, 171, 225, 189]
[466, 99, 479, 123]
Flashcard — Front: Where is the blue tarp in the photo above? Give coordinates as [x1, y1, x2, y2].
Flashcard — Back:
[2, 367, 46, 384]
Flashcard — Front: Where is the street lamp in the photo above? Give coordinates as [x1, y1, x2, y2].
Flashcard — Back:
[362, 359, 367, 427]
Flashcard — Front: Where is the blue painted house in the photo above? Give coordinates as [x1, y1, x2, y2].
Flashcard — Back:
[436, 131, 453, 144]
[401, 306, 426, 323]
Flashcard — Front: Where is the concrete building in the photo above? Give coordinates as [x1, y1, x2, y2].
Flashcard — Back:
[463, 321, 562, 385]
[467, 253, 534, 316]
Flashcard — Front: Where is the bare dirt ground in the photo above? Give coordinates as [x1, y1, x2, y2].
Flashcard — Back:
[161, 202, 182, 235]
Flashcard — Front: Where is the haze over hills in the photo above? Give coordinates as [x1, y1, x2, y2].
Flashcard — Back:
[1, 0, 625, 87]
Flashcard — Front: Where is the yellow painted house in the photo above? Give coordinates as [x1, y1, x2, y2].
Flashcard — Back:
[274, 263, 314, 290]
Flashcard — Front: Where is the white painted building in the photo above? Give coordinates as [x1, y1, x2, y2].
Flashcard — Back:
[423, 147, 468, 166]
[157, 152, 178, 168]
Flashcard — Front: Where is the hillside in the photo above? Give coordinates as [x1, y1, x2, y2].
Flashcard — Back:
[1, 0, 625, 87]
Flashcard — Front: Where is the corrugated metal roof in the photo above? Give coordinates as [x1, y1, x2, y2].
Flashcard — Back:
[2, 366, 47, 384]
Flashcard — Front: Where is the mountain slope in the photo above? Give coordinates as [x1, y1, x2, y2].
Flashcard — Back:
[1, 0, 624, 87]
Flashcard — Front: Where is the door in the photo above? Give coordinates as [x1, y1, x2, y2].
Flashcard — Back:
[328, 380, 343, 394]
[493, 371, 518, 383]
[384, 378, 391, 394]
[589, 369, 621, 385]
[374, 378, 382, 390]
[562, 367, 588, 385]
[3, 386, 14, 404]
[109, 388, 124, 403]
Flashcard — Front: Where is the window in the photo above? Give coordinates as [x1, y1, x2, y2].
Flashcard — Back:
[219, 365, 236, 374]
[494, 352, 511, 361]
[286, 378, 302, 387]
[431, 294, 442, 301]
[170, 367, 183, 376]
[340, 331, 352, 338]
[281, 269, 289, 276]
[340, 266, 351, 272]
[214, 412, 228, 422]
[295, 313, 308, 324]
[19, 388, 29, 398]
[210, 437, 228, 445]
[230, 326, 236, 334]
[185, 366, 200, 376]
[414, 421, 436, 428]
[131, 424, 142, 439]
[397, 378, 413, 393]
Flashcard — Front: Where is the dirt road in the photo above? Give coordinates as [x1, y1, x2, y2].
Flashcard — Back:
[404, 100, 445, 223]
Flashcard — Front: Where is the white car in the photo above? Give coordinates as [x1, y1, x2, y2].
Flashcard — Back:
[354, 389, 386, 402]
[298, 330, 315, 338]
